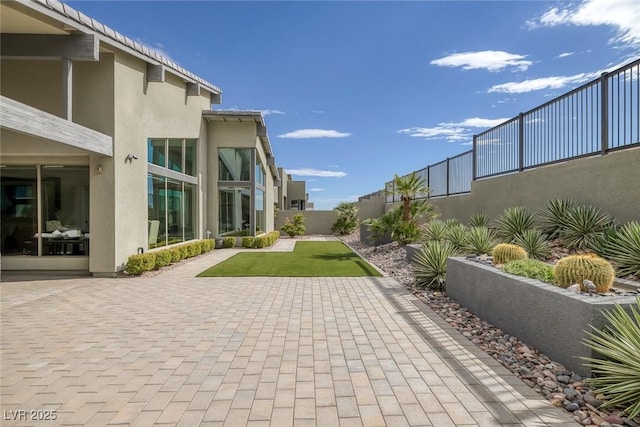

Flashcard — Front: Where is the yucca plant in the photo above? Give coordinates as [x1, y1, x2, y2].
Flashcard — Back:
[539, 198, 577, 239]
[443, 218, 462, 229]
[468, 212, 489, 228]
[464, 226, 496, 255]
[560, 205, 613, 250]
[444, 223, 469, 253]
[582, 298, 640, 419]
[513, 229, 552, 260]
[495, 206, 537, 242]
[600, 221, 640, 278]
[414, 240, 458, 290]
[422, 219, 449, 242]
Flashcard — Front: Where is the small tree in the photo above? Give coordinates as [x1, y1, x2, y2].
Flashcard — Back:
[387, 172, 429, 222]
[331, 202, 359, 235]
[281, 213, 306, 237]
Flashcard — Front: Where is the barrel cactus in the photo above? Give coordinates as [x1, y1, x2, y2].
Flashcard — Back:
[554, 254, 615, 293]
[492, 243, 528, 265]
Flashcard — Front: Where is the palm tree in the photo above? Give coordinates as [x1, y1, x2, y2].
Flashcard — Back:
[388, 172, 429, 222]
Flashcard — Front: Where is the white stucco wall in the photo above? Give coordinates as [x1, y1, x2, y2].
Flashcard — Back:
[108, 52, 212, 273]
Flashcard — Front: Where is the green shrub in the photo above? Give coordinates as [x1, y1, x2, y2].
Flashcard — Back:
[154, 250, 173, 268]
[503, 259, 554, 283]
[468, 212, 489, 228]
[281, 213, 306, 237]
[179, 245, 191, 259]
[464, 226, 496, 255]
[582, 297, 640, 419]
[223, 237, 236, 248]
[414, 240, 457, 290]
[554, 254, 615, 293]
[188, 242, 202, 257]
[201, 239, 214, 253]
[242, 236, 255, 248]
[170, 248, 182, 262]
[331, 202, 359, 235]
[391, 220, 421, 246]
[513, 229, 551, 260]
[254, 236, 266, 248]
[560, 204, 614, 250]
[495, 206, 537, 242]
[126, 253, 156, 275]
[492, 243, 528, 264]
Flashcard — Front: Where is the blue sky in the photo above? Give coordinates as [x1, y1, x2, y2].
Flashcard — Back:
[70, 0, 640, 210]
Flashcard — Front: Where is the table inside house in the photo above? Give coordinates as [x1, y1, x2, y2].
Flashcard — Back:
[44, 237, 89, 255]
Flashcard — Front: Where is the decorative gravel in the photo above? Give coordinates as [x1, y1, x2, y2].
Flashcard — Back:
[340, 231, 640, 427]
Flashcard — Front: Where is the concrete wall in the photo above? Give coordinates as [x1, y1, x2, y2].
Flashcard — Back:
[275, 210, 336, 235]
[107, 52, 211, 273]
[287, 181, 306, 206]
[408, 148, 640, 224]
[355, 195, 385, 221]
[446, 257, 638, 377]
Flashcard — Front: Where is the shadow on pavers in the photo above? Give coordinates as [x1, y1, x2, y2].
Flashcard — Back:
[1, 270, 92, 283]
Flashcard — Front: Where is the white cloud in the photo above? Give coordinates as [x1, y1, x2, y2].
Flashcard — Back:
[261, 109, 285, 116]
[278, 129, 351, 139]
[488, 72, 599, 94]
[528, 0, 640, 48]
[398, 117, 510, 143]
[286, 168, 347, 178]
[430, 50, 532, 72]
[557, 52, 575, 58]
[309, 188, 325, 192]
[311, 110, 325, 114]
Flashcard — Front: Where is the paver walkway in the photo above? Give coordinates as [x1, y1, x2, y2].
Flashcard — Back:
[1, 245, 577, 426]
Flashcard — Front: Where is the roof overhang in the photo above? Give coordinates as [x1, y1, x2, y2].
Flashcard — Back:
[2, 0, 222, 101]
[1, 95, 112, 156]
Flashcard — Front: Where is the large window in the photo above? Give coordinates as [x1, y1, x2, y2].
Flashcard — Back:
[219, 148, 250, 181]
[1, 165, 89, 257]
[147, 138, 198, 248]
[148, 138, 197, 176]
[218, 188, 251, 234]
[217, 148, 269, 236]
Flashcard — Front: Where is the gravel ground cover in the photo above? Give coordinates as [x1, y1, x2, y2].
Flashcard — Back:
[340, 231, 640, 427]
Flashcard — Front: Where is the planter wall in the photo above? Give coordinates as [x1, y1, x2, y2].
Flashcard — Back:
[359, 223, 392, 246]
[446, 257, 637, 377]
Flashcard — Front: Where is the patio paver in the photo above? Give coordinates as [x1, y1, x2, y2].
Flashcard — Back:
[1, 247, 577, 426]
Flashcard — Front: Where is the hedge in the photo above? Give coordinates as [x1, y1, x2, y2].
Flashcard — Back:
[125, 239, 216, 275]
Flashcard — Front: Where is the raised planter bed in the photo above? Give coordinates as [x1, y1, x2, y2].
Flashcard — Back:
[446, 256, 638, 377]
[359, 223, 392, 246]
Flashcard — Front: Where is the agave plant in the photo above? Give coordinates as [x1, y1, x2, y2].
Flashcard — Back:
[582, 297, 640, 419]
[443, 218, 462, 229]
[422, 219, 449, 242]
[445, 223, 469, 253]
[495, 206, 537, 242]
[467, 212, 489, 228]
[414, 240, 458, 290]
[539, 198, 577, 239]
[560, 205, 614, 250]
[599, 221, 640, 278]
[513, 229, 551, 260]
[464, 226, 496, 255]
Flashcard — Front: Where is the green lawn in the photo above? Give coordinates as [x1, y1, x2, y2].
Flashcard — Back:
[197, 241, 382, 277]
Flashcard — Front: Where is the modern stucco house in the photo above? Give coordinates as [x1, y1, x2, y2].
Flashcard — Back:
[1, 0, 287, 276]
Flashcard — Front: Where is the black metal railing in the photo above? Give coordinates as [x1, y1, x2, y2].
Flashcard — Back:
[383, 58, 639, 203]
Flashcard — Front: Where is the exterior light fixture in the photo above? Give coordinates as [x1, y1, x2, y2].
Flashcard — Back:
[125, 154, 139, 163]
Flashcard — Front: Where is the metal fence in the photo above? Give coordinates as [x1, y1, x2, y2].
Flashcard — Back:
[384, 58, 639, 202]
[475, 58, 640, 178]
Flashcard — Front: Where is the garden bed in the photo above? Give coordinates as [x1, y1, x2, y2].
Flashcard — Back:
[446, 256, 638, 377]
